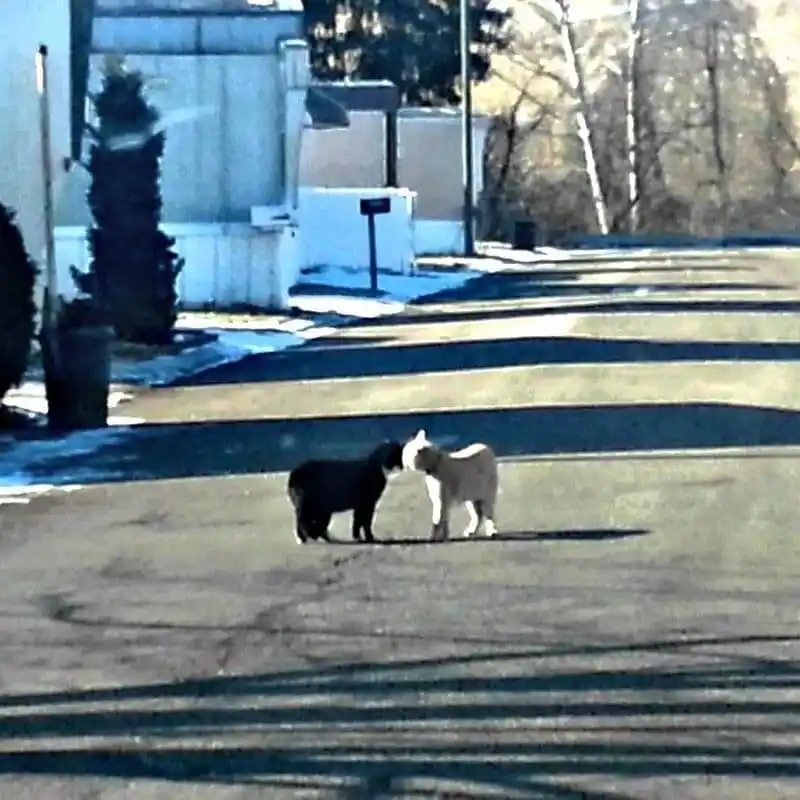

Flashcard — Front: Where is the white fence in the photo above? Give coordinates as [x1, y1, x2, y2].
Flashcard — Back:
[296, 187, 416, 274]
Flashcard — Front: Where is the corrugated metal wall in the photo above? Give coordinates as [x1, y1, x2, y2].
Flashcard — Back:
[57, 52, 284, 225]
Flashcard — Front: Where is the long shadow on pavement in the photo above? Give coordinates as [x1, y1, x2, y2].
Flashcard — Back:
[369, 298, 800, 329]
[172, 263, 797, 387]
[12, 401, 800, 486]
[403, 264, 785, 306]
[182, 334, 800, 387]
[373, 259, 797, 326]
[275, 249, 794, 345]
[0, 635, 796, 794]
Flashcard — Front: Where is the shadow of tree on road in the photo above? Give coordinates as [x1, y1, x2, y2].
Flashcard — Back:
[183, 334, 800, 386]
[0, 634, 797, 797]
[402, 258, 787, 306]
[377, 297, 800, 329]
[179, 253, 799, 388]
[12, 400, 800, 486]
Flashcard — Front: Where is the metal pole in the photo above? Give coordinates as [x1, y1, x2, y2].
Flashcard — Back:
[460, 0, 475, 257]
[367, 213, 378, 293]
[36, 44, 60, 328]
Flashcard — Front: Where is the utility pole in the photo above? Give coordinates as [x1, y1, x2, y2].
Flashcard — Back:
[460, 0, 475, 256]
[36, 44, 60, 329]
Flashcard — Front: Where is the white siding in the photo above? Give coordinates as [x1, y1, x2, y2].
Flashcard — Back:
[0, 0, 71, 264]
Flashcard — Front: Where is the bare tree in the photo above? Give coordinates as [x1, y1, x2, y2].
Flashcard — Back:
[702, 18, 731, 232]
[527, 0, 610, 233]
[740, 31, 800, 204]
[482, 85, 552, 237]
[482, 0, 800, 237]
[625, 0, 642, 231]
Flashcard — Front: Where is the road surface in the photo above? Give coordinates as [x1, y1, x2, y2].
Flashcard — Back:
[0, 248, 799, 799]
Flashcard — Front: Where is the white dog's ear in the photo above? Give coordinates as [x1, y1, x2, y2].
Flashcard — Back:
[415, 428, 427, 441]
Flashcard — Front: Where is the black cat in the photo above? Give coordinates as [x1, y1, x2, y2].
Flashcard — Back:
[287, 440, 403, 544]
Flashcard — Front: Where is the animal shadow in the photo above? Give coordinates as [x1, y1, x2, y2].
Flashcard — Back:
[327, 536, 437, 547]
[325, 528, 650, 546]
[496, 527, 651, 542]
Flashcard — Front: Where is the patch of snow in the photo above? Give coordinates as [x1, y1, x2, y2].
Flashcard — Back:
[478, 244, 690, 264]
[301, 325, 340, 339]
[0, 482, 82, 507]
[215, 329, 301, 356]
[3, 382, 143, 427]
[290, 295, 406, 319]
[478, 244, 580, 264]
[297, 264, 484, 299]
[108, 415, 145, 426]
[123, 261, 488, 386]
[0, 427, 136, 503]
[0, 425, 137, 497]
[281, 318, 318, 334]
[114, 326, 324, 387]
[4, 384, 133, 418]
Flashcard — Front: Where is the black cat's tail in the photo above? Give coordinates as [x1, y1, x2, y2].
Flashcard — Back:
[287, 467, 305, 509]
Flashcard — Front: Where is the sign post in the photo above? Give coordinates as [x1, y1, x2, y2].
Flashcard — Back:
[359, 196, 391, 293]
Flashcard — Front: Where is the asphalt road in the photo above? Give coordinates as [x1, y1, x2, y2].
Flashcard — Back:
[1, 248, 799, 799]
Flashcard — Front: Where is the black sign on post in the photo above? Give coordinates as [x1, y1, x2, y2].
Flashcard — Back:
[359, 196, 391, 293]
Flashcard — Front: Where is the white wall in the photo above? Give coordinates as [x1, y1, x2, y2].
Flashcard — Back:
[0, 0, 71, 267]
[296, 187, 416, 275]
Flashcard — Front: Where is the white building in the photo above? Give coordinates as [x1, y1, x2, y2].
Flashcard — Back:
[53, 0, 352, 310]
[0, 0, 79, 272]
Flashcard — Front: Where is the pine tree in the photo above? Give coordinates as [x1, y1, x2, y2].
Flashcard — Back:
[304, 0, 512, 105]
[83, 57, 183, 345]
[0, 202, 37, 404]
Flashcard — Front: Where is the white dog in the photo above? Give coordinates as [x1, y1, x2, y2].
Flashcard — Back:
[402, 429, 498, 541]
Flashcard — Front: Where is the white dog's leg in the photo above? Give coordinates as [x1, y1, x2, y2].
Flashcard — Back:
[426, 476, 442, 524]
[482, 486, 498, 538]
[439, 507, 451, 541]
[463, 501, 479, 537]
[426, 476, 445, 540]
